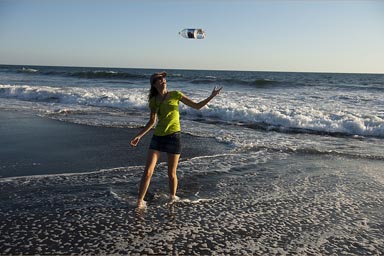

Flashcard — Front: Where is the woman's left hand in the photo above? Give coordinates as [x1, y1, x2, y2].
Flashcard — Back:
[130, 136, 140, 147]
[211, 86, 223, 97]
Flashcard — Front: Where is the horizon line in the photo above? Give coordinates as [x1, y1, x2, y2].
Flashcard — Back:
[1, 63, 383, 76]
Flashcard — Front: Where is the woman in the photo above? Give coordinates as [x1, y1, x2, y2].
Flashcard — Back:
[130, 71, 222, 209]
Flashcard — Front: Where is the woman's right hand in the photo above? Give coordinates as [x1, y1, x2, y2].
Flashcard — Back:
[130, 136, 140, 147]
[211, 86, 223, 97]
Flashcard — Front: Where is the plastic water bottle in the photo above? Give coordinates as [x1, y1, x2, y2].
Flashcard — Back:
[179, 29, 206, 39]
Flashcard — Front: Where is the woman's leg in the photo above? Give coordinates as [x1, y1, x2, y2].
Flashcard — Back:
[167, 153, 181, 199]
[137, 150, 161, 207]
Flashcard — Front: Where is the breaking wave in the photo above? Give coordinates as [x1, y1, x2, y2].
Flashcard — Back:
[1, 84, 383, 138]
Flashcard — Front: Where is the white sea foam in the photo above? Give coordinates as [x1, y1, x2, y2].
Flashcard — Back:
[1, 84, 383, 138]
[21, 67, 39, 73]
[0, 84, 148, 109]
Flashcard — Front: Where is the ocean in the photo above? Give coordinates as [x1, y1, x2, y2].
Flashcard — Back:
[0, 64, 383, 255]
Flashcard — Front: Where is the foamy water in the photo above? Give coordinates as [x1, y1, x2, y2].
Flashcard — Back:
[1, 152, 383, 255]
[1, 82, 383, 138]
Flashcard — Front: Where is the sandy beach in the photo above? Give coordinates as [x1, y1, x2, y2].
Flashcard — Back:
[0, 110, 230, 178]
[1, 66, 383, 255]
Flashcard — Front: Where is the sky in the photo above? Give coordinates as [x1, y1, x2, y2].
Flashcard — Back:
[0, 0, 383, 73]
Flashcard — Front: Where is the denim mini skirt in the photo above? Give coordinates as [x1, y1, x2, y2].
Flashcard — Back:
[149, 132, 181, 154]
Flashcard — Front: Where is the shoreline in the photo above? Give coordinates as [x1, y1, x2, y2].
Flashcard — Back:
[0, 110, 230, 178]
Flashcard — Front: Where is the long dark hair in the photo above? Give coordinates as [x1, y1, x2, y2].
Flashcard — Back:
[148, 85, 158, 101]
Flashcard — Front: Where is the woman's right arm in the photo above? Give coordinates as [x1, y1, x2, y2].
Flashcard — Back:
[130, 110, 157, 147]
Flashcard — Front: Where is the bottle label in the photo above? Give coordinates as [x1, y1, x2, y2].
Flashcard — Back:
[187, 29, 195, 39]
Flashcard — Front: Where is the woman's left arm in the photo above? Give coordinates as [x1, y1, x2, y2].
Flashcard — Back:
[181, 86, 222, 110]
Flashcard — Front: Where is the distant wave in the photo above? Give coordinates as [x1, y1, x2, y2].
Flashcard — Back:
[67, 71, 146, 79]
[5, 66, 383, 91]
[190, 79, 217, 85]
[19, 67, 39, 73]
[246, 79, 281, 87]
[190, 77, 282, 87]
[16, 67, 286, 87]
[17, 68, 146, 80]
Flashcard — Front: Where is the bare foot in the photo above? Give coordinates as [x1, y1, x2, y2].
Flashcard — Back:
[169, 195, 180, 203]
[137, 200, 147, 209]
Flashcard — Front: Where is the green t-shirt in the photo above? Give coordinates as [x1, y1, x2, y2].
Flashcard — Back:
[149, 91, 183, 136]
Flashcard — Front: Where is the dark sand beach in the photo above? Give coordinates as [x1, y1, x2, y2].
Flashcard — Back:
[0, 110, 230, 178]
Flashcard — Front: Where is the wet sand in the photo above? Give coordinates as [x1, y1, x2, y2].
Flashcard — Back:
[0, 110, 230, 178]
[2, 110, 382, 255]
